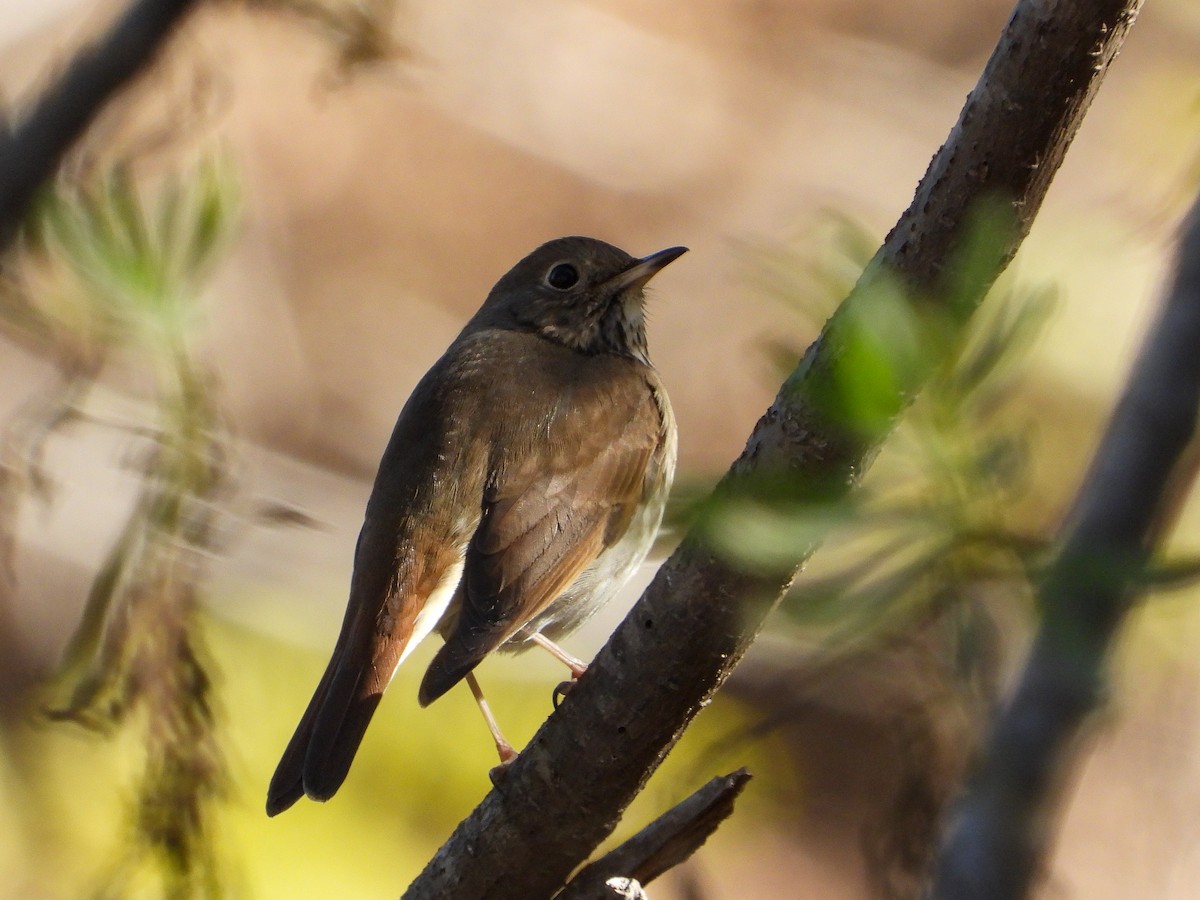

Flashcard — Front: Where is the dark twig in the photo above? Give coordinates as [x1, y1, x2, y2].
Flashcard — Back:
[929, 196, 1200, 899]
[0, 0, 202, 252]
[555, 769, 751, 899]
[404, 1, 1144, 897]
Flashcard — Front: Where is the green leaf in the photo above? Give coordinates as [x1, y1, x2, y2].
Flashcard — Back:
[828, 273, 926, 434]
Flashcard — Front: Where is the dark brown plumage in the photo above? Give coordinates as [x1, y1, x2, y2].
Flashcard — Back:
[267, 237, 683, 815]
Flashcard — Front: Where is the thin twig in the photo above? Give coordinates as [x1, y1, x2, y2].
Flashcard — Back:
[555, 770, 751, 900]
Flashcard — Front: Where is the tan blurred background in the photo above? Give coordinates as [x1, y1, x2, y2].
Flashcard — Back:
[2, 0, 1200, 897]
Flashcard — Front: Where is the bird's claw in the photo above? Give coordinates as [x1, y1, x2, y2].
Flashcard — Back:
[552, 679, 578, 709]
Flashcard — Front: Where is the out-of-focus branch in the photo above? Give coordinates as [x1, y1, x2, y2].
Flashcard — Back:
[403, 1, 1144, 897]
[0, 0, 203, 252]
[555, 769, 751, 900]
[929, 196, 1200, 900]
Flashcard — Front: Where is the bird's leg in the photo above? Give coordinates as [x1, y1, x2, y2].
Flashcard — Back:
[530, 632, 588, 678]
[464, 671, 517, 766]
[530, 633, 588, 707]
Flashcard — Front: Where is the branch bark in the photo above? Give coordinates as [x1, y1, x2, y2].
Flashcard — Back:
[0, 0, 202, 253]
[555, 769, 750, 899]
[928, 195, 1200, 899]
[403, 1, 1144, 896]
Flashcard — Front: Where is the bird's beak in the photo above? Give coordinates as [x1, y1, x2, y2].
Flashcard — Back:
[607, 246, 688, 292]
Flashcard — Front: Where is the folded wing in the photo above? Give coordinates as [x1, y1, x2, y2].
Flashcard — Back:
[418, 375, 662, 705]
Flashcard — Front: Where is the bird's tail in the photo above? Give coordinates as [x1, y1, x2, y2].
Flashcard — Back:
[265, 627, 389, 816]
[266, 535, 463, 815]
[265, 659, 331, 816]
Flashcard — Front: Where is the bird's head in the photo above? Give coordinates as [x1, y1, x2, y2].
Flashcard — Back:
[475, 236, 686, 364]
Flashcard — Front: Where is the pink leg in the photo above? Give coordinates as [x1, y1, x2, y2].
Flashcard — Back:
[529, 633, 588, 679]
[464, 671, 517, 765]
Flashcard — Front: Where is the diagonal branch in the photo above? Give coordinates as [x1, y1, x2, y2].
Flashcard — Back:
[404, 1, 1144, 896]
[0, 0, 203, 253]
[929, 194, 1200, 899]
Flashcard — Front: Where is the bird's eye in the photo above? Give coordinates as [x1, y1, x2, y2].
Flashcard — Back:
[546, 262, 579, 290]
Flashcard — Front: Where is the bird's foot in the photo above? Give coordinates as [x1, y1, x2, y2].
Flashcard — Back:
[494, 737, 518, 765]
[552, 678, 578, 709]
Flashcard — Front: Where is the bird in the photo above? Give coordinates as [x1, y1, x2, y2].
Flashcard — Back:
[266, 236, 684, 816]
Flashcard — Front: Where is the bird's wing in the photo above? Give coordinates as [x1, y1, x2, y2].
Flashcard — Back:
[418, 371, 663, 704]
[267, 356, 482, 815]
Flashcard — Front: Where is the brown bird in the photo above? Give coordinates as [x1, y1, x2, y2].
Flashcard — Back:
[267, 236, 683, 815]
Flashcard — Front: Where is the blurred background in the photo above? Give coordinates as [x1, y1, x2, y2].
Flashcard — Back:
[1, 0, 1200, 897]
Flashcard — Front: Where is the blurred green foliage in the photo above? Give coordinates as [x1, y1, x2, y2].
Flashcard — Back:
[28, 160, 232, 352]
[687, 212, 1058, 654]
[3, 157, 233, 372]
[0, 155, 240, 899]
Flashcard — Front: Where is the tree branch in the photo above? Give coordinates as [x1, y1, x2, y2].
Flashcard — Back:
[0, 0, 203, 252]
[928, 194, 1200, 899]
[404, 1, 1144, 896]
[555, 769, 751, 899]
